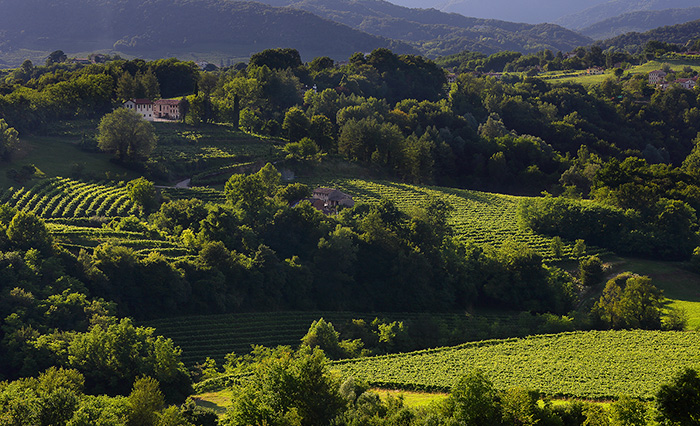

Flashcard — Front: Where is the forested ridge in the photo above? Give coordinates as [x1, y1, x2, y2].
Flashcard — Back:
[0, 41, 700, 424]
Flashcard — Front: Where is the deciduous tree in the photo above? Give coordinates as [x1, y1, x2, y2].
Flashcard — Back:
[97, 108, 156, 161]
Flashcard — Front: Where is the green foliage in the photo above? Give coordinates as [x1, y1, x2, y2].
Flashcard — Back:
[127, 377, 165, 426]
[592, 273, 664, 330]
[6, 210, 52, 252]
[98, 108, 157, 162]
[222, 347, 345, 426]
[126, 177, 157, 213]
[445, 370, 500, 426]
[609, 396, 647, 426]
[579, 255, 604, 287]
[301, 318, 344, 359]
[0, 118, 20, 160]
[656, 368, 700, 426]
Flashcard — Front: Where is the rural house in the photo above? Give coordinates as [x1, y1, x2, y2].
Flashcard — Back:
[306, 187, 355, 214]
[154, 99, 182, 120]
[123, 98, 182, 121]
[648, 70, 668, 85]
[123, 98, 154, 121]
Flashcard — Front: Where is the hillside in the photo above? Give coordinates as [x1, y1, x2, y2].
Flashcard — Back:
[555, 0, 700, 31]
[580, 7, 700, 40]
[0, 0, 415, 67]
[394, 0, 610, 25]
[331, 330, 700, 398]
[253, 0, 593, 56]
[597, 18, 700, 53]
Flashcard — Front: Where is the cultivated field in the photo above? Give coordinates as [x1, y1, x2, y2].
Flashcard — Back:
[330, 330, 700, 399]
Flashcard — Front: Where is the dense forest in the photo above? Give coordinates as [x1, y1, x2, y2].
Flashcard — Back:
[1, 37, 700, 424]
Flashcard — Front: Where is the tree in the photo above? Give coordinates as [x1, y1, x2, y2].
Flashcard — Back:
[46, 50, 67, 66]
[656, 368, 700, 426]
[222, 347, 345, 426]
[127, 377, 164, 426]
[446, 371, 501, 426]
[579, 255, 604, 286]
[282, 107, 311, 141]
[6, 210, 52, 252]
[301, 318, 344, 359]
[610, 396, 647, 426]
[97, 108, 156, 161]
[0, 118, 20, 160]
[126, 177, 158, 213]
[593, 273, 664, 329]
[275, 183, 311, 205]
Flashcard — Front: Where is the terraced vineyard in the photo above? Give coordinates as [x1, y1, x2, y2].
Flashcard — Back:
[312, 179, 602, 260]
[0, 177, 209, 257]
[331, 330, 700, 399]
[144, 311, 536, 367]
[0, 178, 138, 219]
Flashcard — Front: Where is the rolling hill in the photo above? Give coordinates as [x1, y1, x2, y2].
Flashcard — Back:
[0, 0, 416, 67]
[597, 18, 700, 53]
[556, 0, 700, 31]
[385, 0, 611, 25]
[250, 0, 593, 56]
[580, 7, 700, 40]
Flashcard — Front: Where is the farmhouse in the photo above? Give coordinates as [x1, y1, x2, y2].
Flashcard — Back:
[123, 99, 154, 121]
[154, 99, 182, 120]
[648, 70, 668, 85]
[676, 77, 697, 90]
[123, 98, 182, 121]
[309, 187, 355, 213]
[586, 67, 604, 75]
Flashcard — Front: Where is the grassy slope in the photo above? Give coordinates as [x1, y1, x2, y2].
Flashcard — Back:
[330, 330, 700, 399]
[538, 59, 700, 85]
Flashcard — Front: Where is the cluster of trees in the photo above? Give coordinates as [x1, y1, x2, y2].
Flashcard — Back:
[0, 370, 215, 426]
[82, 165, 576, 318]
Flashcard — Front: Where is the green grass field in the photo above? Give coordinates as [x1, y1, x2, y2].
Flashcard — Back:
[330, 330, 700, 399]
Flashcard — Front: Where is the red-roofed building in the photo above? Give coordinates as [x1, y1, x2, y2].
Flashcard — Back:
[154, 99, 182, 120]
[123, 99, 154, 121]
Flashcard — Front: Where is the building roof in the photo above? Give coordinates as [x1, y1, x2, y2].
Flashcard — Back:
[127, 98, 153, 105]
[154, 99, 181, 106]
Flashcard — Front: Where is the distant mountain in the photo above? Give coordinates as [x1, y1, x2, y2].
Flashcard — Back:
[384, 0, 611, 25]
[0, 0, 416, 67]
[556, 0, 700, 31]
[250, 0, 593, 56]
[596, 18, 700, 53]
[580, 7, 700, 40]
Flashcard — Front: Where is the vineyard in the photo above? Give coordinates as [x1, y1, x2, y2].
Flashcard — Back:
[0, 175, 607, 260]
[329, 330, 700, 399]
[0, 177, 214, 257]
[304, 178, 604, 260]
[0, 178, 138, 219]
[145, 310, 571, 367]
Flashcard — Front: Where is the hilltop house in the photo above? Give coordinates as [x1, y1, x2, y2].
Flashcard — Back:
[123, 99, 154, 121]
[123, 98, 182, 121]
[154, 99, 181, 120]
